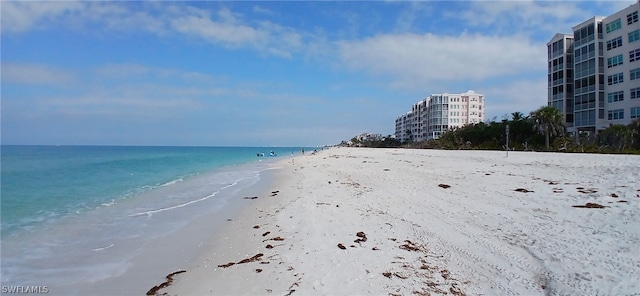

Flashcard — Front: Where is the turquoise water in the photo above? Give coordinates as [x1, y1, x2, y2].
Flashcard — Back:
[1, 145, 301, 237]
[0, 145, 308, 294]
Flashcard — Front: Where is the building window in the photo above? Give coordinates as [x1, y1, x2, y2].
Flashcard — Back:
[607, 73, 624, 85]
[606, 18, 622, 33]
[631, 87, 640, 99]
[608, 109, 624, 120]
[607, 91, 624, 103]
[574, 25, 596, 47]
[607, 36, 623, 50]
[631, 68, 640, 80]
[630, 29, 640, 43]
[632, 107, 640, 119]
[607, 54, 624, 68]
[628, 11, 639, 25]
[631, 48, 640, 62]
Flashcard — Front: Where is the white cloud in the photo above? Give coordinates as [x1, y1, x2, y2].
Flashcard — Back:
[338, 32, 546, 90]
[594, 0, 638, 15]
[252, 5, 275, 15]
[94, 64, 153, 78]
[0, 1, 84, 33]
[24, 87, 206, 121]
[2, 63, 75, 85]
[45, 95, 201, 116]
[457, 1, 637, 37]
[1, 2, 312, 58]
[93, 64, 222, 85]
[0, 1, 168, 35]
[102, 9, 165, 34]
[167, 8, 310, 58]
[482, 78, 548, 120]
[171, 13, 265, 46]
[457, 1, 586, 34]
[392, 1, 434, 33]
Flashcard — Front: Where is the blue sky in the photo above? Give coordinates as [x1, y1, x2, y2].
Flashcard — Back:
[1, 1, 634, 146]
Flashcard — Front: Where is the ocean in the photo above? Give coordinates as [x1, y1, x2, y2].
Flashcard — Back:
[0, 145, 306, 295]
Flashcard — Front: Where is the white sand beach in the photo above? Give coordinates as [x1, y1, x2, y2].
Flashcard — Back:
[160, 148, 640, 296]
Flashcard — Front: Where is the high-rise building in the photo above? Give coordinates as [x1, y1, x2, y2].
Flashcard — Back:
[547, 33, 575, 128]
[395, 90, 485, 142]
[394, 111, 414, 142]
[547, 2, 640, 134]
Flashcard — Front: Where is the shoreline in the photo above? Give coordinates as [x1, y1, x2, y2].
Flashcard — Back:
[1, 152, 291, 296]
[162, 147, 640, 295]
[158, 156, 300, 295]
[71, 162, 280, 296]
[135, 163, 286, 296]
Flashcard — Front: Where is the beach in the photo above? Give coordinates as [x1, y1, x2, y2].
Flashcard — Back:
[160, 147, 640, 295]
[0, 146, 301, 295]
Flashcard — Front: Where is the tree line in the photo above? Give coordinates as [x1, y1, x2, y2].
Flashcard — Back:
[354, 106, 640, 154]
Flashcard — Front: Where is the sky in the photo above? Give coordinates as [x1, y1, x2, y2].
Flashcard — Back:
[1, 0, 635, 147]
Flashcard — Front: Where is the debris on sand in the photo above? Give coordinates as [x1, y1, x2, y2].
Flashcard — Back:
[146, 270, 186, 295]
[354, 231, 368, 244]
[514, 188, 534, 193]
[572, 203, 606, 208]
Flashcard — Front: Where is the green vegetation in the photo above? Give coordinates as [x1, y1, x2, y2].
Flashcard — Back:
[530, 106, 565, 150]
[351, 106, 640, 154]
[342, 136, 403, 148]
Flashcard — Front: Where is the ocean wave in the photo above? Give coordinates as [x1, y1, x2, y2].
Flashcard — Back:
[160, 178, 184, 187]
[92, 243, 115, 251]
[128, 171, 262, 218]
[128, 191, 219, 218]
[101, 199, 116, 207]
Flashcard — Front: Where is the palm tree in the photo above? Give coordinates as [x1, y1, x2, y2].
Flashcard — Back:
[530, 106, 565, 150]
[511, 111, 525, 121]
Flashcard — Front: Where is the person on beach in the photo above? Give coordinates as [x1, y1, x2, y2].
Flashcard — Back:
[302, 148, 305, 155]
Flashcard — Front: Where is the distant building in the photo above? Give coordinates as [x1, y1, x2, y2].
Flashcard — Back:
[356, 133, 383, 142]
[394, 111, 414, 142]
[547, 2, 640, 134]
[395, 90, 485, 141]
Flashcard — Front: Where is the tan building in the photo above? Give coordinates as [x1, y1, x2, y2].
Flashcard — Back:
[395, 90, 486, 141]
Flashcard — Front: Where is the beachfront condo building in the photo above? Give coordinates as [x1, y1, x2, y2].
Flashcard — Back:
[395, 111, 414, 142]
[547, 2, 640, 134]
[395, 90, 485, 142]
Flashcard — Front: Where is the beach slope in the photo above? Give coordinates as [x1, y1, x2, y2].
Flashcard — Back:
[164, 148, 640, 295]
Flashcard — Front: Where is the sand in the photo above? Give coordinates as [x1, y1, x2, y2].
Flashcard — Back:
[159, 147, 640, 296]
